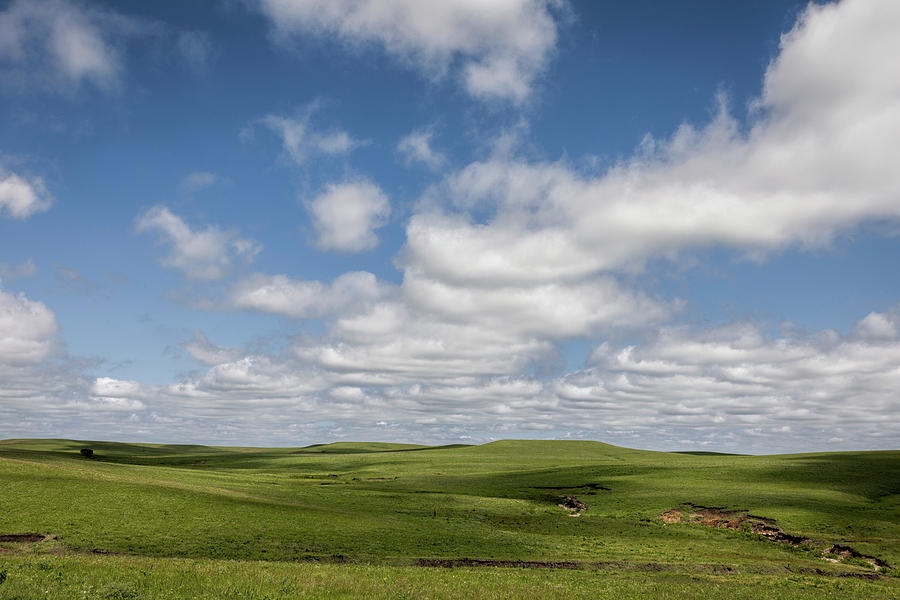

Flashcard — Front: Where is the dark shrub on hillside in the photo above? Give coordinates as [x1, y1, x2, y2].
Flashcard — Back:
[80, 448, 94, 458]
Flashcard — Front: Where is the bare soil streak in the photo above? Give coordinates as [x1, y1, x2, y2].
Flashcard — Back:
[535, 483, 610, 491]
[415, 559, 884, 579]
[0, 534, 46, 542]
[827, 544, 890, 569]
[661, 504, 809, 543]
[659, 503, 892, 571]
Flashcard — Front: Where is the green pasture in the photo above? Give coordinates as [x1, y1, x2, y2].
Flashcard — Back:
[0, 438, 898, 598]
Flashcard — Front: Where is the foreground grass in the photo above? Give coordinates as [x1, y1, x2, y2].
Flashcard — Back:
[0, 553, 897, 600]
[1, 438, 898, 598]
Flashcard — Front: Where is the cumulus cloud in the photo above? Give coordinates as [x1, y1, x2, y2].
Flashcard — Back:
[181, 331, 244, 366]
[851, 310, 898, 341]
[252, 0, 563, 103]
[166, 355, 327, 404]
[304, 308, 900, 450]
[307, 180, 390, 252]
[401, 272, 671, 339]
[245, 110, 366, 166]
[88, 377, 147, 410]
[0, 287, 98, 435]
[136, 206, 261, 280]
[0, 169, 52, 219]
[296, 302, 554, 386]
[551, 310, 900, 450]
[0, 285, 59, 364]
[230, 270, 387, 319]
[0, 0, 132, 91]
[397, 129, 445, 170]
[282, 269, 668, 389]
[406, 0, 900, 286]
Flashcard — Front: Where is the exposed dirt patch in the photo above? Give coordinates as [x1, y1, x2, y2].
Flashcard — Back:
[0, 533, 45, 542]
[660, 503, 892, 572]
[558, 496, 587, 516]
[660, 509, 684, 523]
[753, 525, 807, 545]
[661, 503, 808, 544]
[826, 544, 890, 569]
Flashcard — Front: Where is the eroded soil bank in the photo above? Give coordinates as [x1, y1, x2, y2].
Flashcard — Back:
[660, 503, 891, 571]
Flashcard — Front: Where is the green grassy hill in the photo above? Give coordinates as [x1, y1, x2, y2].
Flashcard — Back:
[0, 438, 898, 599]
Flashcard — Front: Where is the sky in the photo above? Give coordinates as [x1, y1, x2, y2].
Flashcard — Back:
[1, 0, 899, 453]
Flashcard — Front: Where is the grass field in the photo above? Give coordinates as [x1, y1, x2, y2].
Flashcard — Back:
[1, 438, 898, 598]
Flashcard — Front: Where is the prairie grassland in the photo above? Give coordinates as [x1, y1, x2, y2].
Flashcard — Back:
[0, 439, 898, 598]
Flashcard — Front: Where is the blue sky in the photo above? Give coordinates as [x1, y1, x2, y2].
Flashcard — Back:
[1, 0, 898, 452]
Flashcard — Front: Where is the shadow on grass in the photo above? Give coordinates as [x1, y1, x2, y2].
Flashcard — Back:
[751, 451, 900, 501]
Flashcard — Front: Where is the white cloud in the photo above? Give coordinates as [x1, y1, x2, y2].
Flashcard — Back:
[276, 267, 667, 389]
[552, 310, 900, 450]
[0, 0, 128, 91]
[0, 0, 214, 93]
[401, 271, 671, 339]
[179, 171, 219, 194]
[88, 377, 147, 410]
[297, 300, 555, 385]
[0, 285, 59, 364]
[229, 270, 563, 384]
[405, 0, 900, 286]
[0, 287, 128, 434]
[851, 311, 898, 341]
[247, 111, 365, 167]
[397, 129, 445, 170]
[0, 170, 52, 219]
[167, 355, 327, 403]
[307, 180, 390, 252]
[0, 258, 36, 280]
[230, 270, 386, 319]
[252, 0, 563, 103]
[182, 331, 243, 366]
[136, 206, 261, 280]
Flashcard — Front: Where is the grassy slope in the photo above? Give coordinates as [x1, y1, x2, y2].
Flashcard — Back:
[0, 438, 898, 599]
